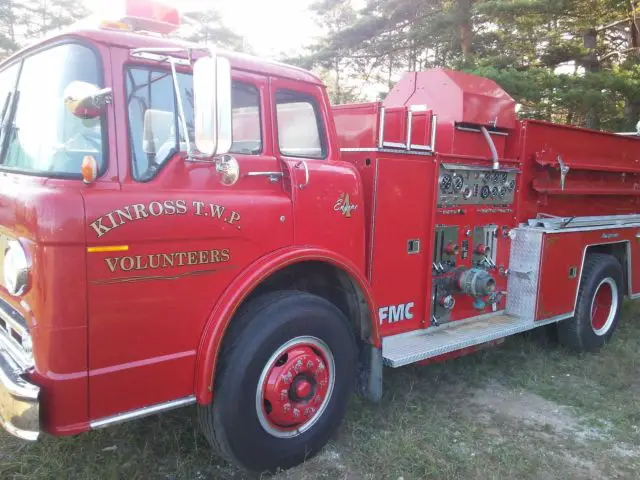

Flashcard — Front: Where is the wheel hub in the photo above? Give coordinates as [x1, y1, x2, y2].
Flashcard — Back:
[257, 337, 334, 438]
[590, 277, 618, 336]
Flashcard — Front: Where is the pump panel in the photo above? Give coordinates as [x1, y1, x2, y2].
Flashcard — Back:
[437, 165, 518, 207]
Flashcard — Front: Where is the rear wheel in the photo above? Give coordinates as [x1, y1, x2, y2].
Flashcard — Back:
[558, 254, 623, 352]
[198, 291, 357, 473]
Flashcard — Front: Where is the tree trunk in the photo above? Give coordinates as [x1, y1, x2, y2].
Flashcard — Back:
[625, 8, 640, 131]
[583, 28, 601, 130]
[456, 0, 474, 65]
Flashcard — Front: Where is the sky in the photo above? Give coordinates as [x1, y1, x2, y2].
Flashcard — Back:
[85, 0, 321, 58]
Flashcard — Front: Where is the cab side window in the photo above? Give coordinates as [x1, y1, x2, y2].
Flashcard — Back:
[275, 89, 326, 159]
[230, 83, 261, 155]
[126, 70, 263, 182]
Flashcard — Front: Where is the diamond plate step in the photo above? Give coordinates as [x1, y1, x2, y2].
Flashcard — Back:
[382, 313, 561, 367]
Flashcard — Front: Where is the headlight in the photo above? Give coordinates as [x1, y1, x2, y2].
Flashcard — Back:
[4, 240, 30, 296]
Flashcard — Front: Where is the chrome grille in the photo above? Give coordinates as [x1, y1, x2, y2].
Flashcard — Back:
[0, 298, 33, 368]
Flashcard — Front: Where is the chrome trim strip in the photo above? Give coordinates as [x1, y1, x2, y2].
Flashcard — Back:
[406, 110, 413, 149]
[456, 125, 509, 136]
[528, 213, 640, 230]
[339, 148, 434, 156]
[431, 114, 438, 151]
[382, 141, 408, 149]
[441, 163, 520, 173]
[90, 395, 196, 430]
[340, 148, 378, 152]
[378, 107, 385, 149]
[410, 144, 433, 151]
[523, 223, 640, 234]
[626, 241, 633, 296]
[130, 51, 191, 66]
[368, 159, 380, 282]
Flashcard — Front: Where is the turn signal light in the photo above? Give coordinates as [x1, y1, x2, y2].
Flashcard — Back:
[82, 155, 98, 184]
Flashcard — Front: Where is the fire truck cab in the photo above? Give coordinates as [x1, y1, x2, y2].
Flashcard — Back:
[0, 0, 638, 474]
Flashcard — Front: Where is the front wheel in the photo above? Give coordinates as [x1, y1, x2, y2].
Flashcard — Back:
[558, 253, 623, 352]
[198, 291, 357, 473]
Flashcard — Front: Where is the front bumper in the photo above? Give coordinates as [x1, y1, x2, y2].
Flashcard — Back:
[0, 346, 39, 440]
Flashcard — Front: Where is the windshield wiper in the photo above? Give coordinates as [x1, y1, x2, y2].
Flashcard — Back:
[0, 90, 19, 161]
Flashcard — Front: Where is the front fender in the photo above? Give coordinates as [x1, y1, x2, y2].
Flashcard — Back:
[194, 246, 379, 404]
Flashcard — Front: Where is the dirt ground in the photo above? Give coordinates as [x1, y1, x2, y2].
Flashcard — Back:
[1, 302, 639, 479]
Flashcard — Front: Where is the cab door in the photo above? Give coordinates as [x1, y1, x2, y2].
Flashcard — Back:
[269, 78, 365, 265]
[84, 55, 293, 420]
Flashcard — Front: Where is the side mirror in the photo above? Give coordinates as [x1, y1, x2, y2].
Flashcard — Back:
[194, 54, 232, 157]
[64, 81, 111, 119]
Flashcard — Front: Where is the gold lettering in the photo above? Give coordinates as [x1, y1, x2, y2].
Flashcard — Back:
[163, 201, 176, 215]
[210, 204, 225, 219]
[115, 207, 133, 224]
[149, 254, 161, 269]
[199, 250, 209, 264]
[188, 251, 198, 265]
[193, 201, 205, 216]
[175, 200, 187, 214]
[105, 257, 119, 272]
[135, 255, 148, 270]
[176, 252, 188, 266]
[148, 201, 163, 216]
[120, 257, 135, 271]
[227, 211, 241, 225]
[132, 204, 149, 220]
[90, 217, 112, 238]
[105, 212, 121, 229]
[162, 253, 175, 267]
[221, 249, 231, 262]
[210, 249, 221, 263]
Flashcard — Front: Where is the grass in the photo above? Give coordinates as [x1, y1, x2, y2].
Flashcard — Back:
[1, 302, 639, 479]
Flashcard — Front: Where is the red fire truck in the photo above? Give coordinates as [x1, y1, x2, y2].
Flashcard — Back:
[0, 0, 639, 473]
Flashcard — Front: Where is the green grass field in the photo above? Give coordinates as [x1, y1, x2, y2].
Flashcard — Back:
[2, 302, 639, 479]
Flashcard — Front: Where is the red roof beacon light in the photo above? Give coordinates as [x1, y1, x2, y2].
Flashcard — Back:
[100, 0, 182, 35]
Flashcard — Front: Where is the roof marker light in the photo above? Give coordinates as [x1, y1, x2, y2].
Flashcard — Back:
[98, 0, 182, 35]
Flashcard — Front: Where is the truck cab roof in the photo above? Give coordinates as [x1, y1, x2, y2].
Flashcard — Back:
[1, 24, 324, 87]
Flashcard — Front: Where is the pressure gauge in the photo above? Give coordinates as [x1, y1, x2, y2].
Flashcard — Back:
[440, 174, 453, 191]
[452, 174, 464, 192]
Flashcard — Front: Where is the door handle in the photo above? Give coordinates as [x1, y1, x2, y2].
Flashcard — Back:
[245, 171, 283, 183]
[295, 160, 309, 189]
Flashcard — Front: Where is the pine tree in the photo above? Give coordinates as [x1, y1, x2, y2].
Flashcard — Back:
[178, 9, 245, 52]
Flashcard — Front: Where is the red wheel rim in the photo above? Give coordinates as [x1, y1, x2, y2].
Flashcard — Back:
[590, 278, 617, 336]
[256, 336, 335, 438]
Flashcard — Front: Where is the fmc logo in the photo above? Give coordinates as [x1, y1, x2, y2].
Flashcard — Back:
[378, 302, 415, 324]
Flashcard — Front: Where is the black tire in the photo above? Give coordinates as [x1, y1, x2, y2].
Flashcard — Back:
[558, 253, 623, 352]
[198, 291, 357, 473]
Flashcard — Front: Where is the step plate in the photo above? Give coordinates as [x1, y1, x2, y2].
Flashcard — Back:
[382, 313, 563, 367]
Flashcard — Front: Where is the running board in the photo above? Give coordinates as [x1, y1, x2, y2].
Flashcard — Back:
[382, 313, 568, 367]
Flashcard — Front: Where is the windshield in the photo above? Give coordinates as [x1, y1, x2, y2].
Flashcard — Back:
[1, 43, 106, 177]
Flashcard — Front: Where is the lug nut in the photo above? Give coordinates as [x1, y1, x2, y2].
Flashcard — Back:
[293, 408, 300, 418]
